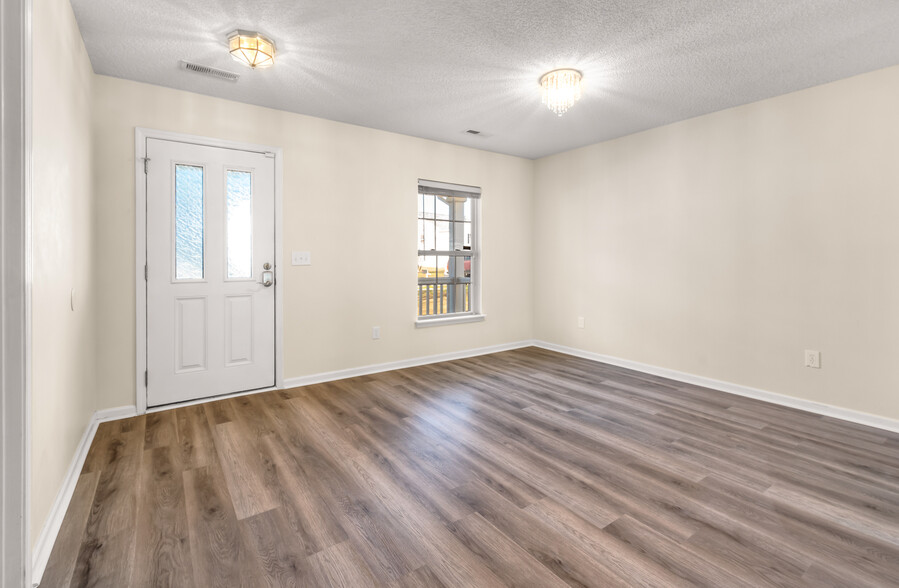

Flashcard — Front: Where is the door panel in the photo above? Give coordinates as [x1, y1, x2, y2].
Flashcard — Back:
[225, 295, 254, 366]
[146, 138, 275, 407]
[175, 296, 208, 373]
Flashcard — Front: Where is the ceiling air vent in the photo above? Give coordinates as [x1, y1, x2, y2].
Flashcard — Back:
[179, 60, 240, 82]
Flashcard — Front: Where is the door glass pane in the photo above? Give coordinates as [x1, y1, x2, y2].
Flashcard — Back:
[226, 170, 253, 278]
[175, 164, 204, 280]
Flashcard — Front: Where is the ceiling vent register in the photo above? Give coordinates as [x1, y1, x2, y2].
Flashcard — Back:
[179, 60, 240, 82]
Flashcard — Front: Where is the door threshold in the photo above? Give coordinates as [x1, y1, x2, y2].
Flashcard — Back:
[146, 384, 279, 413]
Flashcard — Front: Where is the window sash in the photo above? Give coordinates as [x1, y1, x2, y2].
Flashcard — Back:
[417, 250, 473, 256]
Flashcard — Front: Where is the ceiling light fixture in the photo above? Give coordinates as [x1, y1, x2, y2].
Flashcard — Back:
[540, 68, 583, 116]
[228, 30, 276, 68]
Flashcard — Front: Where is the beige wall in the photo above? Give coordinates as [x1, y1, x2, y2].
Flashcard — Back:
[31, 0, 97, 543]
[90, 75, 535, 411]
[534, 65, 899, 420]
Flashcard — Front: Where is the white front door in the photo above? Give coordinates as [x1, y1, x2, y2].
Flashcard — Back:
[146, 138, 276, 407]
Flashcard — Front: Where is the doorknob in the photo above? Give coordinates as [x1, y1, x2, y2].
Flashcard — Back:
[259, 263, 274, 287]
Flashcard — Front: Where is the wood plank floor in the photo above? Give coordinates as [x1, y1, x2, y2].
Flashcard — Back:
[42, 347, 899, 587]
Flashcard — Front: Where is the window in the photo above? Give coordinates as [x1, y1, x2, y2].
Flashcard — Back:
[417, 179, 482, 325]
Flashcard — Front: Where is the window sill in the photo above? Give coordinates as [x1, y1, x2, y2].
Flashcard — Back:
[415, 314, 486, 328]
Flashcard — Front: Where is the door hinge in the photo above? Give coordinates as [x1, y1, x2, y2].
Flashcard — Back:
[144, 370, 148, 387]
[142, 157, 150, 174]
[144, 264, 148, 281]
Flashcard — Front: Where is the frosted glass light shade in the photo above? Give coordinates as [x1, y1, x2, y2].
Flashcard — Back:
[228, 30, 276, 68]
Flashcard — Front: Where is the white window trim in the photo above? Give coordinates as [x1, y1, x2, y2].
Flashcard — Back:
[415, 313, 486, 328]
[415, 179, 483, 326]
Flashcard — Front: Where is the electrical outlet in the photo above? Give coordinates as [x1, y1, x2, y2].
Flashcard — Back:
[372, 326, 380, 340]
[804, 350, 821, 369]
[577, 316, 585, 329]
[291, 251, 312, 266]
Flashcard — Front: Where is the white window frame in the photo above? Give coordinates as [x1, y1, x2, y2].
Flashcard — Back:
[415, 179, 485, 328]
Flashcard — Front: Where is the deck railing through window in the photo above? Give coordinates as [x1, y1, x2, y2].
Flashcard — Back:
[418, 281, 471, 316]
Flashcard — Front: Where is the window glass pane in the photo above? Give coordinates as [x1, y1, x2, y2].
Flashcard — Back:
[418, 255, 435, 317]
[436, 220, 452, 251]
[436, 196, 451, 220]
[462, 198, 472, 222]
[438, 255, 451, 314]
[419, 219, 435, 251]
[175, 165, 204, 280]
[422, 194, 435, 219]
[443, 257, 471, 314]
[446, 257, 459, 279]
[453, 221, 472, 250]
[418, 255, 438, 281]
[446, 258, 459, 314]
[446, 256, 471, 280]
[437, 255, 450, 279]
[226, 170, 253, 278]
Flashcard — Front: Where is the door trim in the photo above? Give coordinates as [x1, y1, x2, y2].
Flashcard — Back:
[1, 0, 32, 584]
[134, 128, 284, 414]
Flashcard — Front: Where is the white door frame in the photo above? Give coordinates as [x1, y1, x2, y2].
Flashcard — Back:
[135, 128, 284, 414]
[1, 0, 32, 585]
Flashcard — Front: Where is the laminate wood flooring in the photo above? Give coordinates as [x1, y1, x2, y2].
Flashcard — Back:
[41, 347, 899, 587]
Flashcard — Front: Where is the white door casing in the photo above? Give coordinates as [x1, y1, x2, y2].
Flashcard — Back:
[145, 137, 277, 407]
[1, 0, 32, 585]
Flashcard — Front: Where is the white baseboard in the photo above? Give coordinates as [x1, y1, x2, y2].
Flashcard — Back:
[31, 405, 137, 586]
[533, 340, 899, 435]
[94, 405, 138, 423]
[283, 340, 536, 389]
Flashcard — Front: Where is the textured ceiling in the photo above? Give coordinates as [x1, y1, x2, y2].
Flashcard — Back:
[70, 0, 899, 159]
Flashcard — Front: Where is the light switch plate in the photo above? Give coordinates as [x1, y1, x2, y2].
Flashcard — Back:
[292, 251, 311, 266]
[804, 349, 821, 369]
